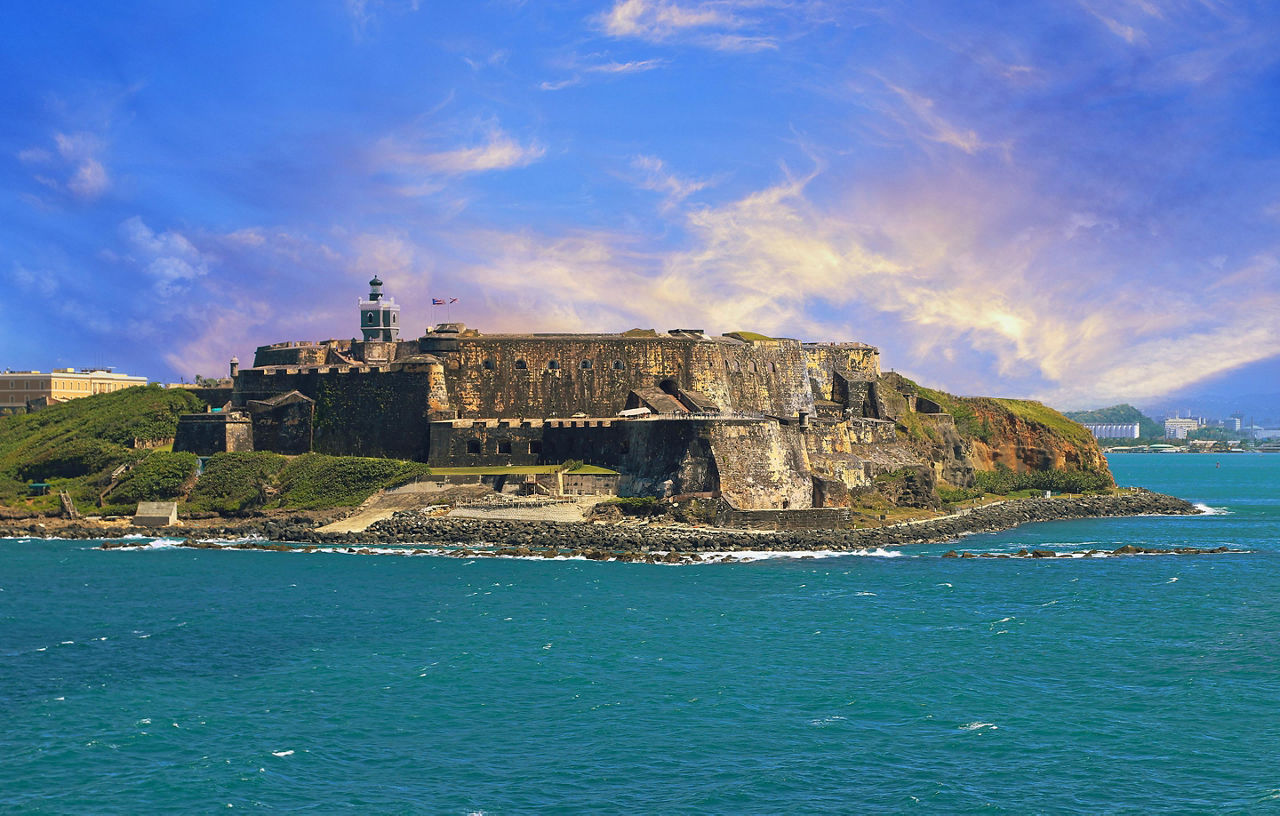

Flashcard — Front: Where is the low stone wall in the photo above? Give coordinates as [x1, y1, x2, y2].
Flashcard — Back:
[716, 507, 852, 530]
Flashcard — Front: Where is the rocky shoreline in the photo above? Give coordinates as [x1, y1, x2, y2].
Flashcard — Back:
[2, 489, 1220, 559]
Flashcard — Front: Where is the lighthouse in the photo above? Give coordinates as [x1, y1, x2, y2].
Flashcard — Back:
[358, 276, 400, 342]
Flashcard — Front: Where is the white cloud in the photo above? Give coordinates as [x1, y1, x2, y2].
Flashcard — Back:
[587, 58, 667, 74]
[120, 216, 212, 296]
[19, 131, 111, 201]
[377, 127, 545, 178]
[602, 0, 732, 39]
[598, 0, 779, 51]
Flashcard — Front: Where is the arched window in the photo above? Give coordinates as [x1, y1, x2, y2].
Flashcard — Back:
[514, 359, 527, 370]
[580, 359, 593, 370]
[548, 360, 560, 370]
[612, 360, 624, 371]
[482, 359, 495, 371]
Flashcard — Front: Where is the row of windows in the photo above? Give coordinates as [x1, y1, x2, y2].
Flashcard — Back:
[482, 358, 629, 372]
[4, 380, 132, 392]
[465, 438, 541, 455]
[477, 358, 779, 374]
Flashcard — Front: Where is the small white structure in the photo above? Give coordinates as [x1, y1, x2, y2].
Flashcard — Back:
[1082, 422, 1140, 439]
[1164, 418, 1200, 439]
[134, 501, 179, 527]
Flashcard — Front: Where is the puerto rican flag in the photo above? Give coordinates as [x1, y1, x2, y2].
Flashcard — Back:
[432, 298, 445, 305]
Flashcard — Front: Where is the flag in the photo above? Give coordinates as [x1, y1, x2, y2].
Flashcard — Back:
[432, 298, 445, 305]
[449, 298, 458, 304]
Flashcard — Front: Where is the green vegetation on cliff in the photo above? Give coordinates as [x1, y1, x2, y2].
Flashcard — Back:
[1064, 404, 1162, 439]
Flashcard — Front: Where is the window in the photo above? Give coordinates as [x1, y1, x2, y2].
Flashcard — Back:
[497, 440, 512, 454]
[612, 360, 624, 371]
[547, 360, 560, 370]
[483, 359, 495, 371]
[580, 360, 593, 370]
[515, 359, 527, 370]
[466, 439, 482, 455]
[529, 440, 542, 455]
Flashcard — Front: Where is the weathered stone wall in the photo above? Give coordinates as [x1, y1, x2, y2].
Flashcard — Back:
[248, 398, 314, 456]
[173, 413, 254, 455]
[235, 368, 436, 460]
[715, 506, 852, 530]
[435, 335, 817, 419]
[428, 419, 547, 467]
[704, 421, 814, 510]
[804, 343, 881, 401]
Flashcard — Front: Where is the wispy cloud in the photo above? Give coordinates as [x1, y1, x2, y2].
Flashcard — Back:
[19, 131, 110, 201]
[540, 56, 666, 91]
[598, 0, 779, 51]
[374, 125, 545, 192]
[630, 154, 709, 209]
[874, 77, 1004, 156]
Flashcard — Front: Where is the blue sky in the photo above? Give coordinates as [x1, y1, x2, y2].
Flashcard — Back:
[4, 0, 1280, 412]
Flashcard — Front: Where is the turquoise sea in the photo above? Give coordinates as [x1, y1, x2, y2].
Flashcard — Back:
[2, 454, 1279, 813]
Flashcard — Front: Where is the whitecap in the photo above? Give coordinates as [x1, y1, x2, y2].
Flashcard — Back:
[1193, 503, 1231, 515]
[1165, 577, 1179, 583]
[936, 582, 952, 588]
[271, 750, 294, 757]
[959, 721, 997, 731]
[854, 591, 877, 597]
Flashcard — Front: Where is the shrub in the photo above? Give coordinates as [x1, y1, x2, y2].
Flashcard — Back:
[186, 451, 288, 514]
[109, 451, 199, 504]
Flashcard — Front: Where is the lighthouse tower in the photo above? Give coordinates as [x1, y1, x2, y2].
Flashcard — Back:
[358, 276, 400, 342]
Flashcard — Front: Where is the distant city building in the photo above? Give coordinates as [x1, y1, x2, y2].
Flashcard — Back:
[1226, 416, 1243, 431]
[1164, 417, 1201, 439]
[359, 275, 400, 342]
[0, 368, 148, 413]
[1082, 422, 1141, 440]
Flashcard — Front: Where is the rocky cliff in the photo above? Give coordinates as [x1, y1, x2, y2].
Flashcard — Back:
[877, 373, 1114, 493]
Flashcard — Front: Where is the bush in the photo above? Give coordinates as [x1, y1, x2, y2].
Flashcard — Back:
[598, 496, 660, 516]
[186, 451, 288, 514]
[974, 464, 1111, 495]
[15, 438, 135, 481]
[109, 451, 199, 504]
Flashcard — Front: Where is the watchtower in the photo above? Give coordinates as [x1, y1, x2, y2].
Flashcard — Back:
[359, 276, 400, 342]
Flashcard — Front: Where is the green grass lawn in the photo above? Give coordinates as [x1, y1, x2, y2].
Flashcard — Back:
[426, 465, 563, 476]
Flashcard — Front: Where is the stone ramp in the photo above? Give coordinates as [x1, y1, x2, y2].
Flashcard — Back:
[317, 482, 491, 534]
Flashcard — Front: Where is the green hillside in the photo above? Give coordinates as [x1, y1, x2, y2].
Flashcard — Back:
[1063, 404, 1162, 438]
[0, 386, 204, 509]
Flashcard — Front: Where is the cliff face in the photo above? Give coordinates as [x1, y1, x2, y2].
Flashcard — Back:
[877, 374, 1114, 491]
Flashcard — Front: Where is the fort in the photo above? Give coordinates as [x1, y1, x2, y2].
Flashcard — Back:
[174, 277, 1109, 512]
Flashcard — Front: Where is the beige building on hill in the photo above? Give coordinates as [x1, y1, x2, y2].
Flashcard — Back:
[0, 368, 148, 413]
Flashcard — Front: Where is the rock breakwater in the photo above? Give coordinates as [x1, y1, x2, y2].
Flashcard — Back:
[17, 489, 1212, 559]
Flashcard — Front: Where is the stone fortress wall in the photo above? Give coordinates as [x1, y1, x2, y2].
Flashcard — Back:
[213, 323, 922, 511]
[185, 278, 938, 511]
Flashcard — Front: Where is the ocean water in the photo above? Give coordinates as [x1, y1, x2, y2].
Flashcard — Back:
[2, 454, 1279, 813]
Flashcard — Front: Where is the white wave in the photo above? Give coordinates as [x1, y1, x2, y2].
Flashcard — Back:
[854, 591, 877, 597]
[1193, 503, 1231, 515]
[936, 582, 952, 588]
[271, 750, 294, 757]
[1165, 577, 1179, 583]
[959, 721, 998, 731]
